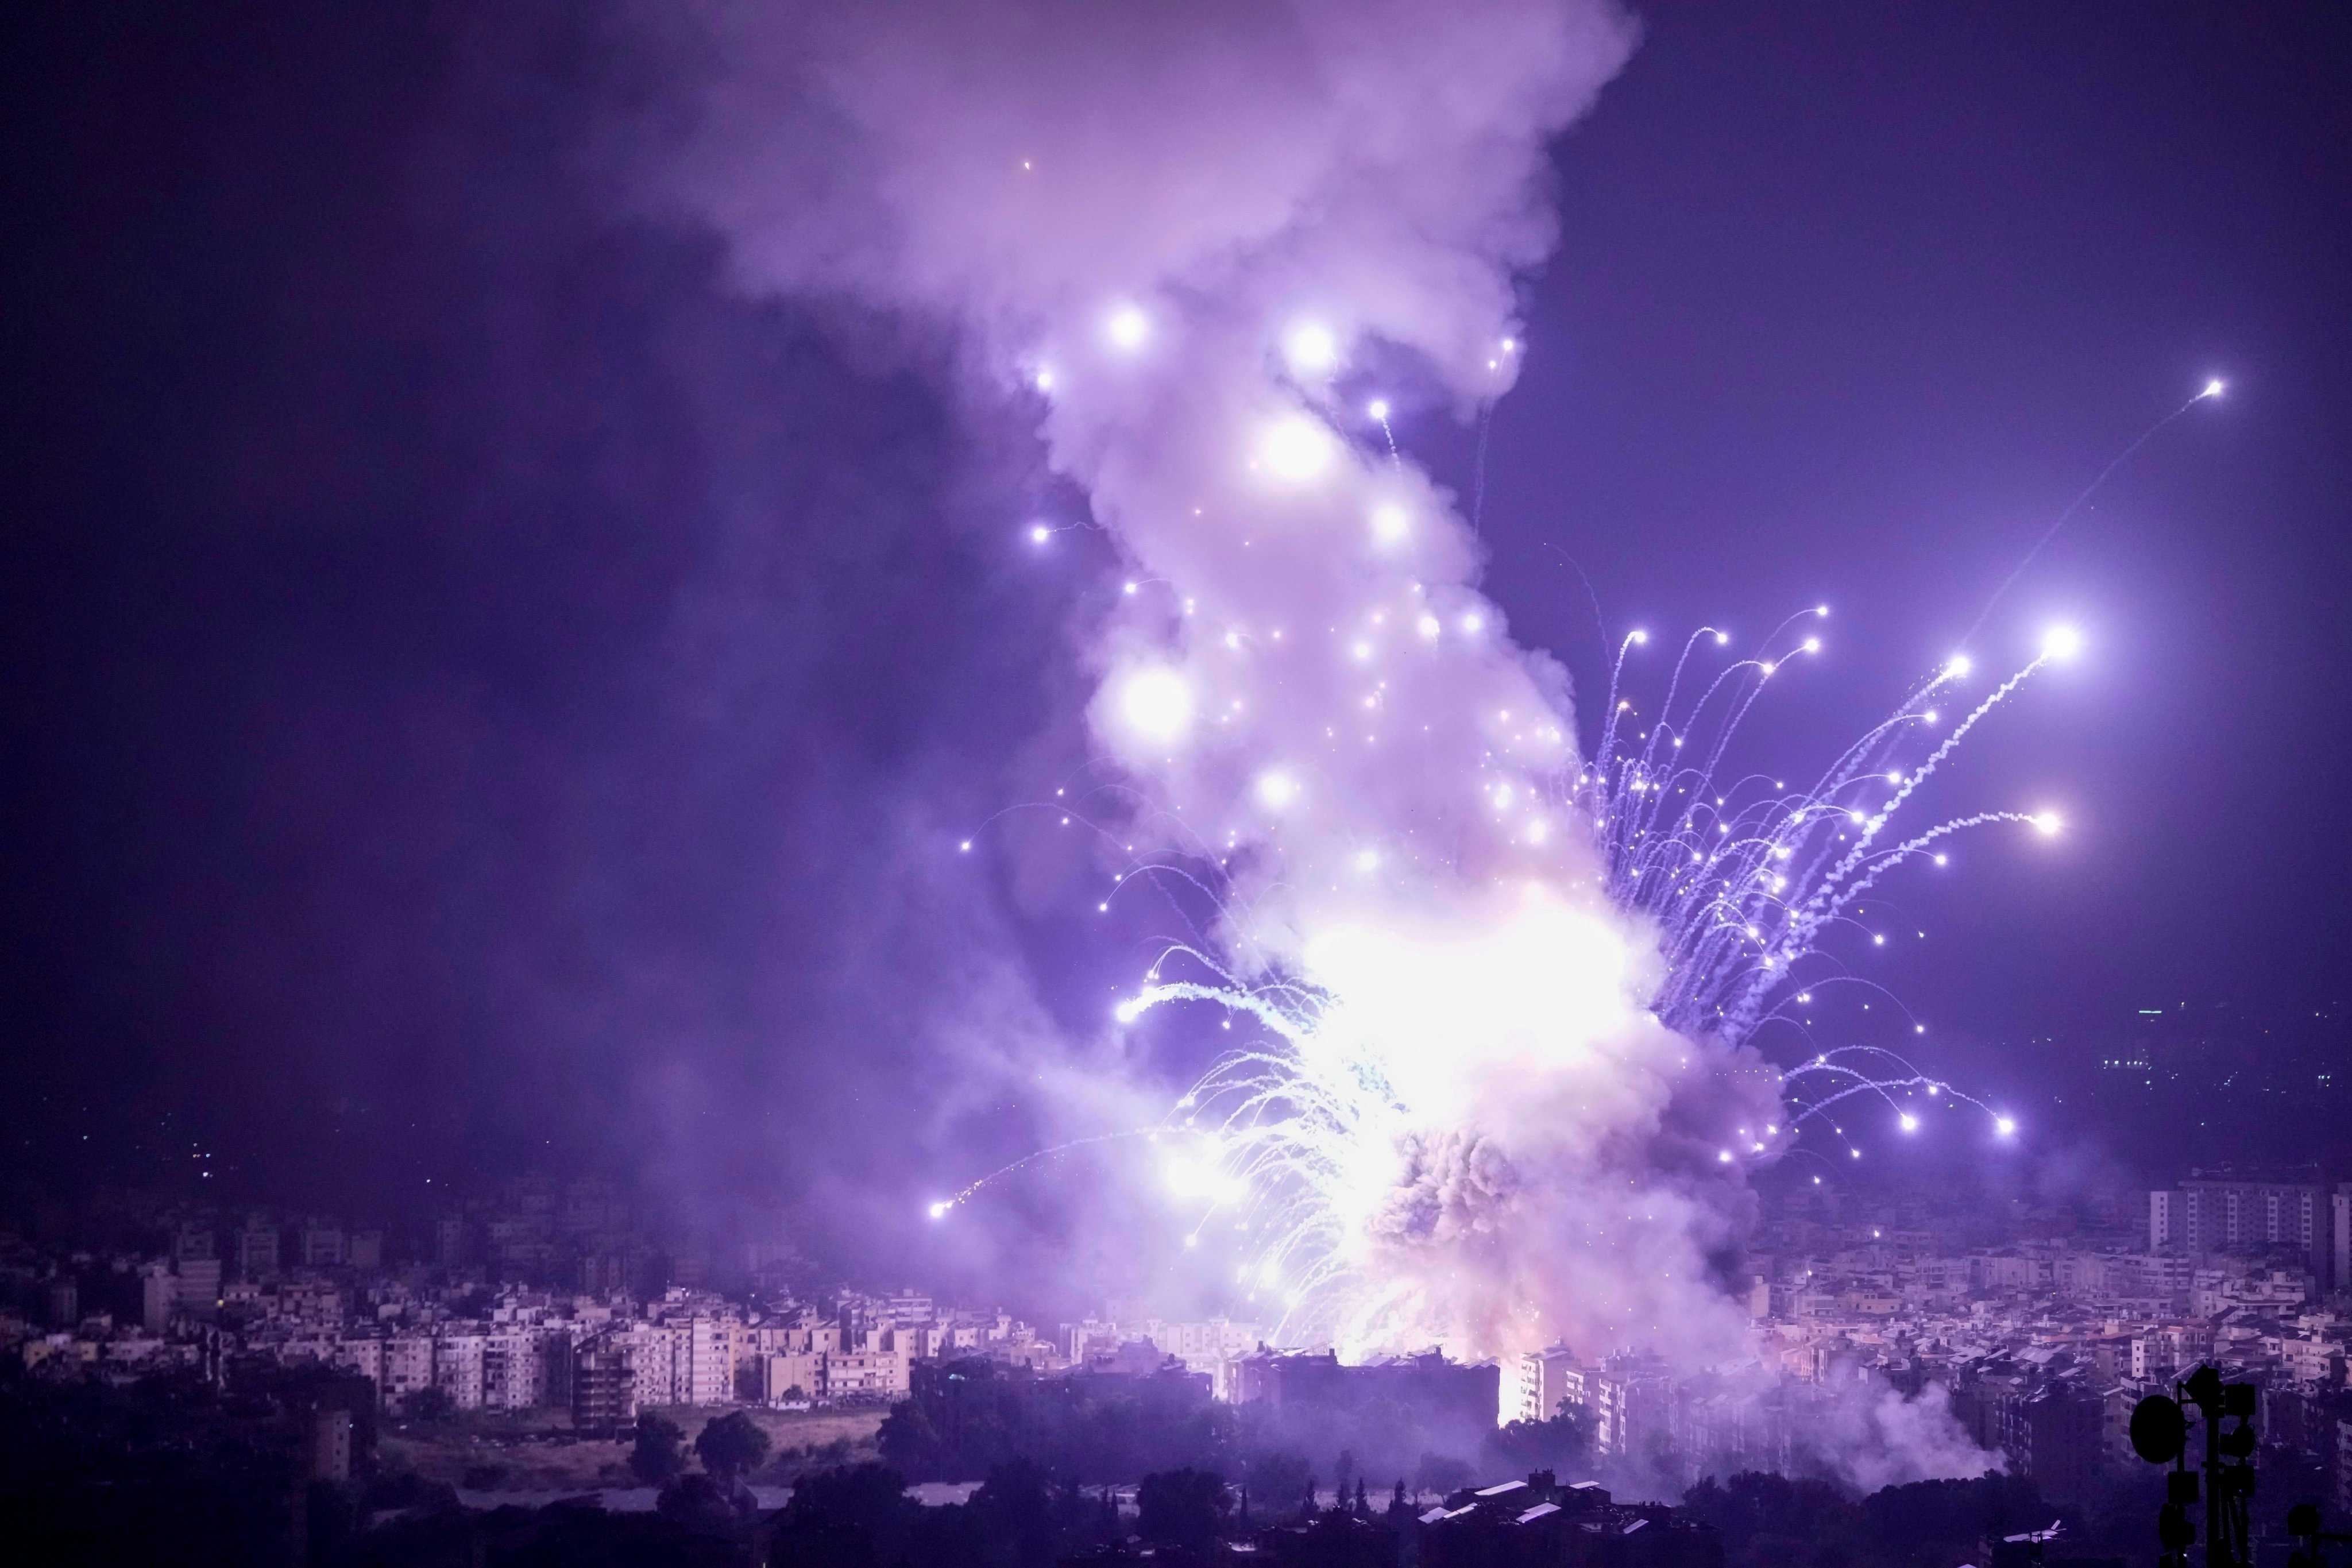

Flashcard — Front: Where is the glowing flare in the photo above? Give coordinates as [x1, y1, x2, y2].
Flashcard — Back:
[1104, 305, 1150, 350]
[2032, 812, 2063, 836]
[2040, 625, 2083, 661]
[1116, 666, 1195, 745]
[1258, 414, 1336, 482]
[1255, 770, 1299, 809]
[1284, 320, 1341, 376]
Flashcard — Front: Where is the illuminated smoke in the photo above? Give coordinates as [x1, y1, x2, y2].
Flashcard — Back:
[647, 0, 2010, 1484]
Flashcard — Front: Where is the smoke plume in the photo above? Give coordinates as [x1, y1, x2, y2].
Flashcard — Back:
[632, 0, 1987, 1487]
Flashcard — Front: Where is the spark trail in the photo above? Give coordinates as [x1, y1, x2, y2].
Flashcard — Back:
[1109, 622, 2065, 1357]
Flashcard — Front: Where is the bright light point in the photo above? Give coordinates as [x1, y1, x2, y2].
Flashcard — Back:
[1256, 771, 1299, 809]
[928, 1202, 950, 1220]
[1851, 1149, 1862, 1159]
[1029, 524, 1051, 544]
[1872, 933, 1886, 945]
[1717, 1150, 1732, 1164]
[2041, 625, 2083, 660]
[1629, 629, 1648, 645]
[1715, 632, 1730, 646]
[958, 840, 972, 853]
[2203, 379, 2224, 399]
[2033, 812, 2063, 836]
[1416, 613, 1442, 639]
[1353, 849, 1379, 873]
[1996, 1116, 2018, 1137]
[1766, 1123, 1779, 1134]
[1813, 1176, 1823, 1185]
[1259, 414, 1336, 482]
[1759, 662, 1776, 677]
[1104, 306, 1149, 351]
[1933, 853, 1948, 866]
[1034, 369, 1054, 392]
[1525, 818, 1549, 845]
[1284, 320, 1340, 376]
[1943, 655, 1971, 679]
[1367, 398, 1391, 421]
[1926, 1083, 1940, 1095]
[1803, 637, 1821, 652]
[1370, 503, 1411, 544]
[1117, 666, 1194, 745]
[1898, 1114, 1919, 1133]
[1461, 613, 1485, 635]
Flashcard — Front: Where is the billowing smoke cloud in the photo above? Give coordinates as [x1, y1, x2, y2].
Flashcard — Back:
[632, 0, 1985, 1486]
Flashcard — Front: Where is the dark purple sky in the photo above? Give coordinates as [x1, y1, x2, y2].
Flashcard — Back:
[5, 3, 2347, 1257]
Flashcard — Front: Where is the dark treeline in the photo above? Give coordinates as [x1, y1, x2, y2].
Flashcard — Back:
[876, 1357, 1590, 1495]
[0, 1358, 2212, 1568]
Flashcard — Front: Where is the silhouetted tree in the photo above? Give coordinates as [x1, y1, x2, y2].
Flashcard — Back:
[968, 1457, 1057, 1568]
[1137, 1468, 1229, 1556]
[657, 1470, 743, 1534]
[1482, 1408, 1590, 1476]
[783, 1462, 920, 1567]
[1243, 1451, 1311, 1511]
[630, 1410, 688, 1485]
[1413, 1452, 1473, 1499]
[694, 1409, 770, 1491]
[403, 1385, 454, 1422]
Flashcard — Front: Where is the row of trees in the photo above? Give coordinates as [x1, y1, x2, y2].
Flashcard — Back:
[876, 1356, 1592, 1493]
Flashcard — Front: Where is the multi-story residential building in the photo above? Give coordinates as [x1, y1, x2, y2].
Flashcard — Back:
[2014, 1382, 2104, 1502]
[140, 1262, 175, 1334]
[573, 1335, 636, 1432]
[2152, 1168, 2332, 1273]
[482, 1329, 555, 1411]
[675, 1316, 731, 1407]
[347, 1230, 383, 1271]
[300, 1222, 346, 1269]
[383, 1333, 435, 1408]
[1590, 1360, 1672, 1458]
[234, 1218, 280, 1280]
[1516, 1343, 1586, 1424]
[823, 1348, 909, 1400]
[434, 1331, 486, 1410]
[764, 1348, 826, 1404]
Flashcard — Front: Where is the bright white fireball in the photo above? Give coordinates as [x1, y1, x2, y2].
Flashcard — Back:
[1116, 666, 1195, 746]
[1258, 414, 1336, 483]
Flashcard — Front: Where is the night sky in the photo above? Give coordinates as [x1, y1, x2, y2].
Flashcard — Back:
[5, 3, 2349, 1269]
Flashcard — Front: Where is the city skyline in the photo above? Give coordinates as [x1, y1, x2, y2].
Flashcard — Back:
[3, 3, 2351, 1561]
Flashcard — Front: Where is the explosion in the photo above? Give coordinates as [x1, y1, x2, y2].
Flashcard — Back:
[1113, 619, 2064, 1367]
[651, 0, 2053, 1442]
